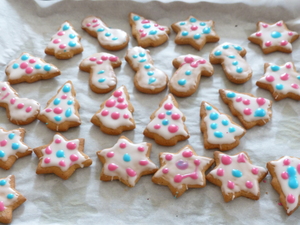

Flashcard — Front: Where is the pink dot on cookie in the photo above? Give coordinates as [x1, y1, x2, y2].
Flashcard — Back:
[119, 142, 126, 148]
[217, 168, 224, 176]
[165, 154, 173, 161]
[245, 181, 253, 189]
[182, 150, 193, 158]
[221, 155, 232, 165]
[66, 142, 77, 150]
[106, 152, 114, 158]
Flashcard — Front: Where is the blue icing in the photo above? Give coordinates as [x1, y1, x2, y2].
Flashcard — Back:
[148, 77, 156, 84]
[8, 133, 15, 140]
[133, 15, 140, 21]
[54, 116, 62, 122]
[178, 79, 186, 86]
[182, 31, 189, 36]
[69, 34, 76, 39]
[214, 131, 223, 138]
[271, 65, 280, 71]
[139, 52, 145, 57]
[185, 70, 191, 75]
[200, 22, 206, 26]
[112, 37, 118, 41]
[276, 84, 284, 90]
[62, 24, 70, 31]
[210, 112, 219, 120]
[139, 59, 146, 63]
[56, 150, 65, 158]
[233, 45, 242, 51]
[287, 166, 298, 189]
[232, 61, 238, 66]
[147, 71, 154, 76]
[222, 45, 229, 49]
[210, 123, 218, 129]
[202, 27, 211, 34]
[133, 55, 138, 58]
[179, 22, 186, 26]
[232, 169, 243, 178]
[0, 180, 7, 186]
[206, 105, 212, 110]
[98, 70, 105, 74]
[21, 54, 29, 60]
[98, 78, 106, 83]
[226, 92, 236, 98]
[12, 143, 19, 150]
[190, 17, 197, 22]
[63, 85, 71, 93]
[236, 67, 243, 73]
[12, 63, 19, 69]
[0, 151, 4, 158]
[123, 153, 131, 162]
[67, 100, 73, 105]
[53, 98, 61, 105]
[144, 65, 151, 69]
[65, 108, 72, 118]
[214, 51, 222, 56]
[149, 30, 157, 35]
[97, 28, 105, 32]
[68, 41, 76, 47]
[143, 24, 151, 29]
[166, 111, 172, 115]
[35, 64, 42, 69]
[162, 119, 169, 126]
[194, 34, 201, 40]
[229, 127, 236, 133]
[254, 108, 266, 117]
[271, 31, 282, 38]
[44, 65, 51, 71]
[7, 194, 14, 199]
[228, 55, 235, 59]
[222, 120, 229, 126]
[105, 32, 111, 37]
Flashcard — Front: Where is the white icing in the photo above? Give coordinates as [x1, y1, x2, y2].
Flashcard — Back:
[95, 86, 134, 129]
[98, 137, 157, 186]
[126, 46, 168, 91]
[0, 128, 29, 162]
[270, 156, 300, 214]
[249, 21, 299, 50]
[202, 102, 245, 145]
[146, 95, 189, 140]
[153, 146, 213, 190]
[0, 175, 19, 210]
[169, 54, 213, 94]
[209, 153, 267, 196]
[130, 13, 169, 42]
[47, 21, 82, 55]
[5, 53, 59, 81]
[257, 62, 300, 97]
[39, 81, 81, 124]
[81, 16, 128, 47]
[80, 53, 121, 91]
[222, 90, 271, 122]
[39, 134, 88, 172]
[211, 42, 252, 80]
[173, 16, 218, 46]
[0, 82, 40, 123]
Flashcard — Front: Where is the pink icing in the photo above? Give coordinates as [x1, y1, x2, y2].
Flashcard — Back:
[90, 57, 97, 61]
[10, 98, 16, 104]
[116, 103, 128, 109]
[66, 142, 77, 150]
[165, 154, 173, 161]
[171, 113, 180, 120]
[281, 171, 289, 179]
[283, 158, 290, 165]
[182, 150, 193, 158]
[217, 168, 224, 176]
[138, 146, 145, 152]
[265, 41, 272, 47]
[101, 110, 109, 116]
[221, 155, 232, 165]
[245, 181, 253, 189]
[111, 112, 120, 120]
[162, 168, 169, 174]
[117, 97, 124, 103]
[59, 44, 67, 49]
[53, 39, 61, 44]
[266, 75, 275, 82]
[59, 160, 66, 167]
[25, 67, 33, 74]
[0, 140, 7, 147]
[227, 180, 235, 189]
[106, 152, 114, 158]
[237, 154, 246, 163]
[101, 55, 108, 61]
[291, 84, 299, 89]
[17, 103, 24, 109]
[105, 99, 116, 107]
[44, 157, 51, 164]
[108, 163, 118, 171]
[297, 163, 300, 174]
[168, 124, 179, 133]
[0, 202, 5, 212]
[280, 73, 289, 80]
[109, 56, 118, 62]
[26, 106, 32, 113]
[53, 107, 63, 114]
[276, 22, 282, 26]
[164, 103, 173, 110]
[45, 146, 52, 154]
[61, 94, 67, 99]
[70, 154, 79, 162]
[55, 138, 61, 144]
[154, 124, 161, 129]
[113, 90, 122, 97]
[262, 24, 268, 28]
[20, 62, 28, 69]
[256, 32, 262, 37]
[57, 31, 65, 36]
[256, 97, 266, 106]
[191, 25, 198, 31]
[139, 160, 149, 166]
[119, 142, 126, 148]
[158, 113, 165, 119]
[287, 194, 295, 204]
[126, 168, 137, 177]
[281, 40, 288, 46]
[123, 114, 129, 119]
[251, 167, 259, 175]
[236, 97, 242, 102]
[242, 99, 250, 105]
[243, 108, 252, 115]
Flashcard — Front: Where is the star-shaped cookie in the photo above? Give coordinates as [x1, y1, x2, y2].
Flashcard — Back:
[256, 62, 300, 101]
[97, 136, 157, 187]
[0, 127, 32, 170]
[248, 20, 299, 54]
[172, 16, 219, 50]
[152, 145, 214, 198]
[33, 133, 92, 180]
[0, 175, 26, 224]
[207, 151, 268, 202]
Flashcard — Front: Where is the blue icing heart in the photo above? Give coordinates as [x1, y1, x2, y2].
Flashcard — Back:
[214, 131, 223, 138]
[229, 127, 236, 133]
[148, 77, 156, 84]
[210, 123, 218, 129]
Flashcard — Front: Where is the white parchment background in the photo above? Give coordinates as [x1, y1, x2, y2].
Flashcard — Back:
[0, 0, 300, 224]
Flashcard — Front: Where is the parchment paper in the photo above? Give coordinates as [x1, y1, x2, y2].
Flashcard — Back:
[1, 0, 300, 224]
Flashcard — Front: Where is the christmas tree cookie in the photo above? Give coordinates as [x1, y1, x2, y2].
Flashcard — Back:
[207, 151, 268, 202]
[256, 62, 300, 101]
[81, 16, 129, 51]
[34, 133, 92, 180]
[45, 21, 83, 59]
[219, 89, 272, 129]
[200, 101, 245, 151]
[143, 94, 189, 146]
[171, 16, 220, 50]
[0, 175, 26, 224]
[125, 46, 168, 94]
[169, 54, 214, 97]
[0, 127, 32, 170]
[91, 86, 135, 135]
[38, 81, 81, 132]
[152, 145, 214, 198]
[97, 136, 157, 187]
[209, 42, 252, 84]
[129, 13, 170, 48]
[0, 81, 40, 125]
[5, 53, 60, 84]
[267, 156, 300, 215]
[248, 21, 299, 54]
[79, 52, 122, 93]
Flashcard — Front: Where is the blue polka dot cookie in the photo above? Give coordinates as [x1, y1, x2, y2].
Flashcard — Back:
[38, 81, 81, 131]
[200, 101, 246, 151]
[172, 16, 219, 50]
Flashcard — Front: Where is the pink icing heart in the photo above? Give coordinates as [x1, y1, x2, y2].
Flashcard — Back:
[243, 108, 252, 115]
[265, 41, 272, 47]
[182, 150, 193, 158]
[255, 32, 262, 37]
[280, 73, 289, 81]
[101, 55, 108, 61]
[283, 158, 290, 165]
[286, 64, 292, 69]
[217, 168, 224, 176]
[0, 201, 5, 212]
[242, 99, 250, 105]
[158, 27, 165, 31]
[281, 171, 289, 179]
[0, 140, 7, 147]
[262, 24, 268, 28]
[59, 160, 66, 167]
[126, 168, 137, 177]
[276, 22, 282, 26]
[237, 154, 246, 163]
[251, 167, 259, 175]
[288, 32, 293, 36]
[109, 56, 118, 62]
[108, 163, 118, 171]
[221, 155, 232, 165]
[280, 40, 288, 46]
[291, 84, 299, 89]
[176, 160, 189, 170]
[256, 97, 266, 106]
[236, 97, 242, 102]
[141, 32, 147, 38]
[184, 56, 194, 63]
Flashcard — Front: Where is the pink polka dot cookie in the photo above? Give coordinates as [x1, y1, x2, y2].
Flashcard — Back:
[171, 16, 220, 50]
[207, 151, 268, 202]
[45, 21, 83, 59]
[0, 81, 40, 125]
[97, 136, 157, 187]
[33, 133, 92, 180]
[0, 127, 32, 170]
[125, 46, 168, 94]
[0, 175, 26, 224]
[129, 13, 170, 48]
[256, 62, 300, 101]
[143, 94, 190, 146]
[79, 52, 122, 94]
[152, 145, 214, 198]
[5, 53, 60, 84]
[267, 156, 300, 215]
[248, 20, 299, 54]
[81, 16, 129, 51]
[200, 101, 246, 151]
[38, 81, 81, 131]
[219, 89, 272, 129]
[91, 86, 135, 135]
[169, 54, 214, 97]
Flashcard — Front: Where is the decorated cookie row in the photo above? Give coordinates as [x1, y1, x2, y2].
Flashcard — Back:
[47, 15, 299, 58]
[1, 133, 298, 223]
